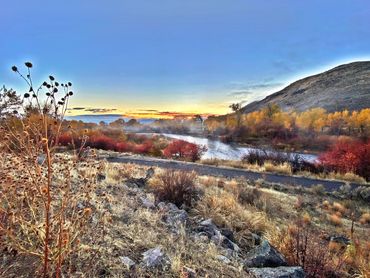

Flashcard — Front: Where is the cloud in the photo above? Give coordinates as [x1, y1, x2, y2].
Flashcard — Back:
[227, 81, 285, 106]
[227, 90, 254, 97]
[237, 82, 284, 91]
[137, 109, 160, 112]
[84, 108, 118, 113]
[68, 107, 118, 114]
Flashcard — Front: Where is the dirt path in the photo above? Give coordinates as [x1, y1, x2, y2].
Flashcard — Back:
[104, 155, 362, 192]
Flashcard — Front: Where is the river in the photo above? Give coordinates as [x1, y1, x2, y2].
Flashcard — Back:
[158, 133, 318, 162]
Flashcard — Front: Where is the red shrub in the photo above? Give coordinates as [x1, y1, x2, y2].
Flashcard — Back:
[87, 135, 116, 150]
[133, 140, 153, 154]
[58, 132, 73, 146]
[319, 140, 370, 180]
[163, 140, 207, 162]
[115, 141, 133, 152]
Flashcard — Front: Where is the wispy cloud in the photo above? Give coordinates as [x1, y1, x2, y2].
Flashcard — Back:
[85, 108, 118, 113]
[68, 107, 118, 114]
[229, 81, 284, 91]
[227, 90, 254, 97]
[226, 81, 285, 107]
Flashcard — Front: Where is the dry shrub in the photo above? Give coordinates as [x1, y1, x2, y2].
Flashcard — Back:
[328, 214, 343, 226]
[359, 212, 370, 225]
[322, 200, 330, 209]
[332, 202, 346, 214]
[271, 216, 347, 278]
[237, 186, 262, 206]
[150, 169, 198, 207]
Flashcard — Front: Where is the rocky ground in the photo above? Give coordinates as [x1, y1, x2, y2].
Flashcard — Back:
[2, 160, 369, 277]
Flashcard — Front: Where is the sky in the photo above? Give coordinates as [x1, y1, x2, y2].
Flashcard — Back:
[1, 0, 370, 118]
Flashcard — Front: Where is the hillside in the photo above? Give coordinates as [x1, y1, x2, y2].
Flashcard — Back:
[241, 61, 370, 113]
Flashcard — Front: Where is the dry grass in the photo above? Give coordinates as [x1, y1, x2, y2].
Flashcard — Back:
[200, 159, 369, 185]
[325, 172, 367, 184]
[85, 179, 249, 277]
[263, 161, 292, 175]
[193, 186, 269, 237]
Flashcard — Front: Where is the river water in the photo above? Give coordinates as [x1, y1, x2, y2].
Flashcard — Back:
[160, 133, 318, 162]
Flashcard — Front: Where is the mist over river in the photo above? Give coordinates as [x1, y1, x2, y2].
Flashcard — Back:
[158, 134, 318, 162]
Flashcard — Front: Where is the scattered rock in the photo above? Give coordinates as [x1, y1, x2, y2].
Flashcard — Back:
[120, 256, 136, 270]
[216, 255, 231, 264]
[183, 266, 196, 277]
[220, 228, 235, 242]
[329, 235, 351, 245]
[244, 240, 287, 268]
[126, 167, 155, 188]
[251, 233, 262, 246]
[248, 266, 305, 278]
[142, 247, 169, 268]
[126, 177, 146, 188]
[37, 154, 46, 165]
[195, 219, 219, 238]
[145, 167, 155, 180]
[195, 219, 240, 252]
[158, 202, 188, 230]
[140, 196, 155, 209]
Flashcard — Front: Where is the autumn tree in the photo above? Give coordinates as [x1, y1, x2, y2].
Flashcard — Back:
[229, 102, 243, 128]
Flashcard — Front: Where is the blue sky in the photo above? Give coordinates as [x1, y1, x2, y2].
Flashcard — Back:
[1, 0, 370, 116]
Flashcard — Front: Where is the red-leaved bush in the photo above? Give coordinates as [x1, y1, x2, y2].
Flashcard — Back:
[319, 140, 370, 180]
[58, 132, 73, 146]
[163, 139, 207, 162]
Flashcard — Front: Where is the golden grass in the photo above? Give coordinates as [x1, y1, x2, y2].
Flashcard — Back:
[263, 161, 292, 175]
[193, 186, 269, 236]
[201, 159, 369, 184]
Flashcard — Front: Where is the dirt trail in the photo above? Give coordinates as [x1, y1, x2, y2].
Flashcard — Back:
[104, 155, 363, 192]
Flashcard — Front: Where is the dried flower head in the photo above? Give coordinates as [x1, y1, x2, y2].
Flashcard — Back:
[25, 62, 33, 68]
[41, 187, 48, 194]
[83, 208, 92, 217]
[11, 66, 18, 72]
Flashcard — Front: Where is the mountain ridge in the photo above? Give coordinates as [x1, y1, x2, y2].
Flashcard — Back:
[241, 61, 370, 113]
